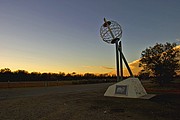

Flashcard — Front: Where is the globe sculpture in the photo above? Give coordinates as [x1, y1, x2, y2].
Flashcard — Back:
[100, 19, 122, 44]
[100, 18, 123, 81]
[100, 18, 149, 99]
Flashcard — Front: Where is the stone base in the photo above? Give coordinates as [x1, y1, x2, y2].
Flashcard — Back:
[104, 77, 148, 98]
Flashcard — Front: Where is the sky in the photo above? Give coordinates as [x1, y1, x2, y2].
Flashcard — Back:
[0, 0, 180, 75]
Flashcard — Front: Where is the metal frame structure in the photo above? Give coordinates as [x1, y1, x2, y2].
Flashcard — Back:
[100, 18, 133, 81]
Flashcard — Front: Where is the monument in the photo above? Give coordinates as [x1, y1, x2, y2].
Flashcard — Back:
[100, 18, 150, 98]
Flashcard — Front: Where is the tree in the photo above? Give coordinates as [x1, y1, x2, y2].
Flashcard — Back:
[83, 73, 95, 79]
[0, 68, 11, 73]
[14, 70, 29, 81]
[139, 42, 180, 84]
[138, 70, 150, 80]
[0, 68, 12, 82]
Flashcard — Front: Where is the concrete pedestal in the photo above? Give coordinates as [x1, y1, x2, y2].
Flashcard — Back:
[104, 77, 147, 98]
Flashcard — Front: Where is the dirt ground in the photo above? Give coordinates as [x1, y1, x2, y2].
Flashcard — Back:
[0, 85, 180, 120]
[0, 81, 180, 120]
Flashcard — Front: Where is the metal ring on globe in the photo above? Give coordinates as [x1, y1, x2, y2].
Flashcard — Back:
[100, 21, 122, 44]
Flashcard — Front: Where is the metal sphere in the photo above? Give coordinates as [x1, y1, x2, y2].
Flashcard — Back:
[100, 21, 122, 44]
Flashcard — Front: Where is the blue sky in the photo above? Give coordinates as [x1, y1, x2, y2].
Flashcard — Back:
[0, 0, 180, 74]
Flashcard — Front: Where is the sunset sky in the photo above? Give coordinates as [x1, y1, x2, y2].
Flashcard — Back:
[0, 0, 180, 75]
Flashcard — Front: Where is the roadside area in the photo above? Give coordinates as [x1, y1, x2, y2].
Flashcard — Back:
[0, 83, 179, 120]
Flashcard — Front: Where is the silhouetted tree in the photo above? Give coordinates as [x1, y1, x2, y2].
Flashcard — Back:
[84, 73, 95, 79]
[30, 72, 41, 81]
[138, 70, 150, 80]
[14, 70, 29, 81]
[139, 42, 180, 84]
[0, 68, 11, 73]
[57, 72, 65, 80]
[0, 68, 13, 82]
[65, 73, 73, 80]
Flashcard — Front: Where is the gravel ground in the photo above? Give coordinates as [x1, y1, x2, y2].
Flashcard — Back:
[0, 83, 180, 120]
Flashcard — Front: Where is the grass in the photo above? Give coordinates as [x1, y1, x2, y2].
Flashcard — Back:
[0, 81, 73, 89]
[0, 79, 113, 89]
[0, 78, 180, 94]
[142, 78, 180, 94]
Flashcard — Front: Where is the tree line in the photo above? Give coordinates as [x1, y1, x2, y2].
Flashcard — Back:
[0, 68, 116, 82]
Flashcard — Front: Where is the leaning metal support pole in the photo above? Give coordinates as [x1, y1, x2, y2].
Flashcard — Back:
[118, 47, 134, 77]
[119, 41, 123, 80]
[115, 40, 120, 82]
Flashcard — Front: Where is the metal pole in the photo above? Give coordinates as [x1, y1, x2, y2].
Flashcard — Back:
[118, 47, 134, 77]
[119, 41, 123, 80]
[115, 40, 120, 82]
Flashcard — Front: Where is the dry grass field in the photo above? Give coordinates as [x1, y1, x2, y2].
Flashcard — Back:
[0, 81, 73, 89]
